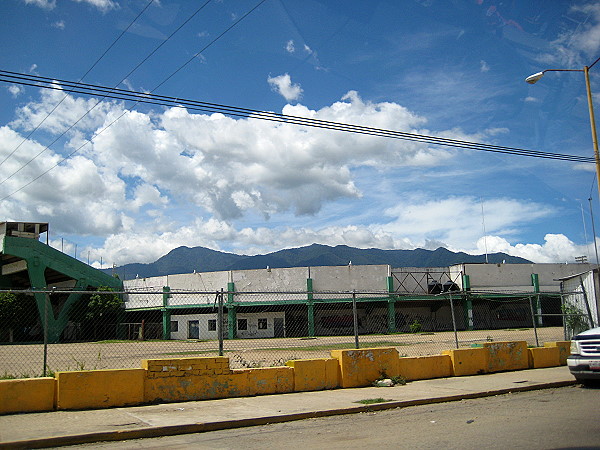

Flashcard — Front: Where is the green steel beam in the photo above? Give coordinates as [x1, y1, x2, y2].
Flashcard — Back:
[307, 278, 315, 337]
[227, 282, 237, 339]
[162, 286, 171, 339]
[1, 235, 122, 343]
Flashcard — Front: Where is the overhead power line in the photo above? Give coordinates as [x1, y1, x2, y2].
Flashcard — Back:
[1, 69, 595, 165]
[0, 0, 156, 169]
[0, 0, 268, 201]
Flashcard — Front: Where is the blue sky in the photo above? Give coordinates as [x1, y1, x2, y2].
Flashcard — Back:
[1, 0, 600, 268]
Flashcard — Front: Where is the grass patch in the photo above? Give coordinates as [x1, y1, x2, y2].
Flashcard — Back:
[354, 398, 394, 405]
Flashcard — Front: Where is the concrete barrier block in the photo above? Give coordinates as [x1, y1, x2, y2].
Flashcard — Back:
[484, 341, 528, 372]
[142, 357, 231, 376]
[0, 377, 56, 415]
[144, 371, 249, 403]
[398, 355, 453, 381]
[544, 341, 571, 365]
[286, 358, 339, 391]
[528, 346, 560, 369]
[442, 348, 489, 376]
[246, 366, 294, 395]
[56, 368, 145, 410]
[330, 347, 399, 388]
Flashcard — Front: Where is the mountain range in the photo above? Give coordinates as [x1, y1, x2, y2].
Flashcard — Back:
[107, 244, 531, 280]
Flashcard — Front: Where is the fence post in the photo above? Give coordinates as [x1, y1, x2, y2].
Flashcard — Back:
[531, 274, 543, 326]
[307, 277, 315, 337]
[227, 282, 237, 339]
[43, 292, 49, 377]
[161, 286, 171, 340]
[352, 290, 359, 349]
[528, 296, 539, 347]
[449, 293, 459, 349]
[217, 289, 224, 356]
[387, 276, 396, 333]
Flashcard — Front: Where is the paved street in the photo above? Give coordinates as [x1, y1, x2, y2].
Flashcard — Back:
[71, 385, 599, 449]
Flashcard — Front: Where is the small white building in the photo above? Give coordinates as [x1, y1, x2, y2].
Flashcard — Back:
[170, 312, 286, 340]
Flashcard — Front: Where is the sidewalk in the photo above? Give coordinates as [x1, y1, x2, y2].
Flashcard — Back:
[0, 366, 576, 449]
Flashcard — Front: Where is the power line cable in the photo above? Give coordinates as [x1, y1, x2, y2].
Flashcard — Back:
[0, 0, 268, 201]
[0, 69, 595, 164]
[0, 0, 213, 186]
[0, 0, 156, 168]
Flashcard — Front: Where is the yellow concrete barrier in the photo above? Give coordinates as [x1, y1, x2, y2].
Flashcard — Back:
[246, 366, 294, 395]
[0, 377, 55, 414]
[442, 347, 489, 376]
[484, 341, 528, 372]
[330, 347, 399, 388]
[398, 355, 453, 381]
[528, 347, 560, 369]
[544, 341, 571, 365]
[286, 358, 339, 391]
[56, 368, 145, 410]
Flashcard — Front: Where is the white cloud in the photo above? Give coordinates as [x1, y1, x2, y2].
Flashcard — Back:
[524, 96, 539, 103]
[267, 73, 303, 102]
[381, 195, 554, 252]
[71, 0, 119, 12]
[539, 2, 600, 67]
[285, 40, 295, 53]
[480, 60, 490, 72]
[8, 85, 24, 98]
[1, 88, 580, 266]
[479, 234, 590, 263]
[52, 20, 65, 29]
[23, 0, 56, 9]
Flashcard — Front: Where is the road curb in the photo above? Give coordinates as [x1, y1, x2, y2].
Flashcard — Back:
[0, 379, 576, 449]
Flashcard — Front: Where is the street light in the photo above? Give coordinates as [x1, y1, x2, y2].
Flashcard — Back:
[526, 57, 600, 266]
[525, 57, 600, 200]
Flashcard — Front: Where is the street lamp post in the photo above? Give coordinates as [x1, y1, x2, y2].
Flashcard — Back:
[526, 57, 600, 266]
[525, 57, 600, 200]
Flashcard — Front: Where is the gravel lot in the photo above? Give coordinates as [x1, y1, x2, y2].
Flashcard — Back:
[0, 326, 566, 377]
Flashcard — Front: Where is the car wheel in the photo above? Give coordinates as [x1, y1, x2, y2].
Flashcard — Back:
[578, 378, 600, 388]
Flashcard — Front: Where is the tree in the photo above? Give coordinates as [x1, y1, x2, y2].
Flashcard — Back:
[0, 292, 37, 342]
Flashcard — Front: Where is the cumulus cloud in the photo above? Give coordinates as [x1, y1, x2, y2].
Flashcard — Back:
[285, 40, 295, 53]
[52, 20, 65, 29]
[0, 87, 579, 266]
[267, 73, 303, 102]
[480, 60, 490, 72]
[478, 234, 590, 263]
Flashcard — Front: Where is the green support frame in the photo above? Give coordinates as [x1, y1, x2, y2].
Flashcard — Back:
[227, 282, 237, 339]
[1, 235, 122, 343]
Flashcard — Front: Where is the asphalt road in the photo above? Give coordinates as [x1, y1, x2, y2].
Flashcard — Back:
[72, 385, 600, 449]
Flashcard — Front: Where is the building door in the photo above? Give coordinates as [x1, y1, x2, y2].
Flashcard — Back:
[274, 318, 285, 338]
[188, 320, 199, 339]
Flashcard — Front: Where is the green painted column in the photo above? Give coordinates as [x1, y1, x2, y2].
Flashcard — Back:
[162, 286, 171, 340]
[307, 278, 315, 337]
[461, 274, 473, 330]
[386, 276, 396, 333]
[227, 281, 237, 339]
[531, 273, 542, 326]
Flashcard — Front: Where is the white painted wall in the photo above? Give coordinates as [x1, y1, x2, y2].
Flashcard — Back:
[169, 311, 285, 340]
[453, 263, 596, 293]
[311, 265, 390, 298]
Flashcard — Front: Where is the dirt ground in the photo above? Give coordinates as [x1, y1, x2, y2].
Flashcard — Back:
[0, 326, 566, 377]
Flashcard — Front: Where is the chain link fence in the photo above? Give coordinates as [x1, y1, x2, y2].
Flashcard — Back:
[0, 288, 588, 378]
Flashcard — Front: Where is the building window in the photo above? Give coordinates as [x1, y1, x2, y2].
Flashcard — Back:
[258, 318, 268, 330]
[170, 321, 178, 332]
[237, 318, 248, 331]
[208, 319, 217, 331]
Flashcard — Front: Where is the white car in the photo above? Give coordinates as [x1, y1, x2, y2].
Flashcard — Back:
[568, 327, 600, 387]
